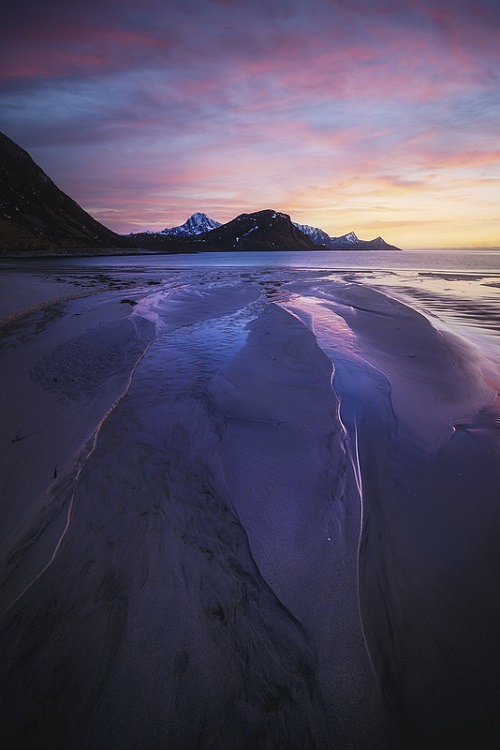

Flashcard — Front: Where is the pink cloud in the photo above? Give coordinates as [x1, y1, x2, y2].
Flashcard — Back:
[420, 150, 500, 170]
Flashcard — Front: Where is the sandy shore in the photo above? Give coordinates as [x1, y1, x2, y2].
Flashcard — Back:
[0, 265, 499, 748]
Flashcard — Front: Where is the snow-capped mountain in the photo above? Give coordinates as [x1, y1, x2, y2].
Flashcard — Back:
[184, 210, 317, 251]
[293, 223, 399, 251]
[0, 130, 400, 256]
[293, 222, 332, 247]
[329, 232, 399, 250]
[131, 211, 400, 252]
[160, 212, 221, 237]
[131, 210, 317, 251]
[293, 222, 363, 248]
[329, 231, 360, 248]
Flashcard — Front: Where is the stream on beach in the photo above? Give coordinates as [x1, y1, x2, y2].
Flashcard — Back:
[0, 249, 499, 749]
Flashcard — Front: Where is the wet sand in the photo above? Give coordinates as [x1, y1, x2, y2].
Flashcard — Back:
[0, 265, 499, 748]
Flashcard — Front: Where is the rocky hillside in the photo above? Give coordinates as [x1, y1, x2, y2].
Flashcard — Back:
[0, 131, 122, 254]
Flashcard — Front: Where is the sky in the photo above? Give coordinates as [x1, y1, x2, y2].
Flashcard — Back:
[1, 0, 499, 248]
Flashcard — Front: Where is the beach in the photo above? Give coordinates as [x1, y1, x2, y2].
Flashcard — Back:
[1, 257, 499, 748]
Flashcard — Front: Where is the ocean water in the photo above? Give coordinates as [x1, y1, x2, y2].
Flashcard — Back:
[8, 248, 500, 273]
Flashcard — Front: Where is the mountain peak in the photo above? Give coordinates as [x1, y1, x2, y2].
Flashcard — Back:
[0, 132, 400, 254]
[183, 209, 317, 251]
[132, 210, 400, 252]
[293, 221, 332, 247]
[160, 212, 221, 237]
[188, 211, 212, 222]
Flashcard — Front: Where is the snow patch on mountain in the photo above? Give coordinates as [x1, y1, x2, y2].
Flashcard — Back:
[130, 208, 399, 251]
[329, 231, 359, 247]
[160, 212, 221, 237]
[293, 222, 332, 247]
[293, 222, 363, 248]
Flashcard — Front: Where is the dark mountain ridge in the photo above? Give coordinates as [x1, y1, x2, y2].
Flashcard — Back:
[131, 210, 319, 252]
[134, 213, 400, 251]
[0, 131, 122, 254]
[0, 132, 401, 255]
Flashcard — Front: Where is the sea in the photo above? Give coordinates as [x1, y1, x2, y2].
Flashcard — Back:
[14, 247, 498, 272]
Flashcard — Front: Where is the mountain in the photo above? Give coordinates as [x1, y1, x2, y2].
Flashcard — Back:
[160, 212, 221, 236]
[329, 231, 399, 250]
[190, 210, 318, 251]
[329, 230, 359, 248]
[293, 222, 332, 247]
[0, 131, 122, 254]
[294, 223, 400, 251]
[130, 210, 318, 251]
[0, 131, 400, 255]
[131, 212, 401, 252]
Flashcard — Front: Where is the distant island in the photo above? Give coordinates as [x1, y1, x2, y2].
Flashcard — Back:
[131, 211, 400, 253]
[0, 131, 400, 256]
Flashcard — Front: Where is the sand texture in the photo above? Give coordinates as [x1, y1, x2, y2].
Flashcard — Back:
[0, 266, 499, 749]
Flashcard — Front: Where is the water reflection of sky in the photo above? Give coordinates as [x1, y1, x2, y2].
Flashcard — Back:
[340, 270, 500, 364]
[4, 249, 500, 274]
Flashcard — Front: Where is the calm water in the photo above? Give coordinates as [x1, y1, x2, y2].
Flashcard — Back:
[5, 248, 499, 273]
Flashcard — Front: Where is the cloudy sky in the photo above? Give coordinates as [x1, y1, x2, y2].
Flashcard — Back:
[1, 0, 499, 247]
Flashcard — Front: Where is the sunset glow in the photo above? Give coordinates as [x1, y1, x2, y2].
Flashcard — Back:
[1, 0, 499, 247]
